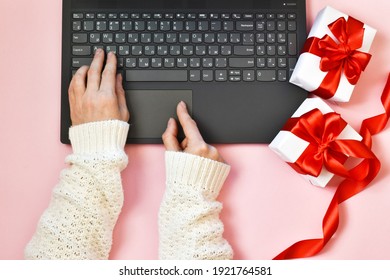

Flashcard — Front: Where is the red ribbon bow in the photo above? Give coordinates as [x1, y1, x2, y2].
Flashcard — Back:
[273, 74, 390, 260]
[303, 16, 372, 99]
[283, 109, 376, 180]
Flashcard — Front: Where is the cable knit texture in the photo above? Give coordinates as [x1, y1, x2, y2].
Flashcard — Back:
[159, 151, 233, 260]
[24, 120, 129, 260]
[25, 121, 233, 260]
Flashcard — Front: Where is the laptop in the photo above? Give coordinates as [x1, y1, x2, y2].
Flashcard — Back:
[61, 0, 308, 144]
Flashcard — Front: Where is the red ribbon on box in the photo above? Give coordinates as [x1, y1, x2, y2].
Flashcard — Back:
[302, 16, 372, 99]
[283, 109, 375, 180]
[273, 74, 390, 260]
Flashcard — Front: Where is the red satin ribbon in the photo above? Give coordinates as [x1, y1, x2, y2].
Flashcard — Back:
[303, 16, 372, 99]
[273, 74, 390, 260]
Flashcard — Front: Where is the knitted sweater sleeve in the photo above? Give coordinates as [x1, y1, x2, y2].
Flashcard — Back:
[158, 151, 233, 260]
[24, 120, 129, 260]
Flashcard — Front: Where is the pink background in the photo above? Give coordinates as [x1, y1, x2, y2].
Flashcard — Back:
[1, 0, 390, 260]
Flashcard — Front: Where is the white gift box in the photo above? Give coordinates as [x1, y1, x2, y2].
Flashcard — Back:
[290, 6, 376, 102]
[269, 97, 362, 187]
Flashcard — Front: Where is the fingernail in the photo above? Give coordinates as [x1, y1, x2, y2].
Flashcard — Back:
[95, 48, 103, 55]
[179, 101, 186, 108]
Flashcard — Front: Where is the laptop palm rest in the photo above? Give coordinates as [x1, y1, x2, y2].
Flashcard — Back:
[126, 89, 192, 140]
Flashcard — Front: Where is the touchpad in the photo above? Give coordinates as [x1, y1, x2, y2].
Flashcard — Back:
[126, 90, 193, 140]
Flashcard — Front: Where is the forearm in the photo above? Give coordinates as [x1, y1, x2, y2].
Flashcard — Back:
[159, 151, 233, 260]
[25, 120, 129, 260]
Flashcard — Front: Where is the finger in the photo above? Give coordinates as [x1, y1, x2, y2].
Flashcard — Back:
[180, 137, 188, 150]
[70, 65, 89, 97]
[86, 48, 105, 91]
[177, 101, 204, 142]
[116, 73, 130, 122]
[162, 118, 181, 151]
[100, 51, 117, 92]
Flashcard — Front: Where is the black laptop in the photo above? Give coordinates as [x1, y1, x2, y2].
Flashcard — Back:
[61, 0, 308, 144]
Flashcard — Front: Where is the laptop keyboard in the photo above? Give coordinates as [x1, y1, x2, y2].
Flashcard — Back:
[71, 12, 298, 82]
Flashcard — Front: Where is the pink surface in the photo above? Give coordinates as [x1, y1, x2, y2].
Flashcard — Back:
[1, 0, 390, 260]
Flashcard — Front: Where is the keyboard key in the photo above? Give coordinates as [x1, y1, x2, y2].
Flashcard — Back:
[243, 70, 255, 81]
[164, 58, 175, 67]
[125, 58, 137, 68]
[134, 21, 145, 31]
[96, 21, 107, 31]
[172, 21, 184, 31]
[278, 70, 287, 81]
[72, 33, 87, 43]
[236, 22, 254, 31]
[256, 13, 265, 19]
[185, 21, 196, 31]
[72, 57, 93, 67]
[151, 58, 162, 68]
[115, 33, 126, 43]
[138, 58, 149, 68]
[234, 46, 254, 56]
[202, 58, 213, 68]
[198, 21, 209, 31]
[288, 58, 297, 77]
[277, 21, 286, 31]
[72, 46, 91, 56]
[120, 13, 129, 19]
[73, 13, 83, 19]
[229, 58, 255, 68]
[183, 46, 194, 55]
[210, 21, 221, 31]
[223, 21, 234, 31]
[288, 33, 297, 55]
[122, 21, 132, 31]
[256, 21, 265, 31]
[243, 33, 254, 45]
[221, 46, 232, 55]
[229, 76, 241, 82]
[190, 58, 200, 68]
[126, 70, 188, 81]
[147, 21, 158, 31]
[202, 70, 213, 81]
[257, 58, 266, 67]
[83, 21, 94, 31]
[266, 21, 275, 31]
[131, 46, 143, 55]
[215, 58, 227, 68]
[230, 33, 241, 43]
[288, 21, 297, 31]
[243, 14, 254, 19]
[119, 45, 130, 55]
[256, 70, 276, 81]
[72, 21, 81, 31]
[144, 45, 155, 55]
[102, 33, 114, 43]
[105, 46, 117, 54]
[90, 33, 101, 43]
[177, 58, 188, 67]
[288, 13, 297, 19]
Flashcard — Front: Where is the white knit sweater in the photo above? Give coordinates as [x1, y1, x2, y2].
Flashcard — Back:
[25, 120, 232, 260]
